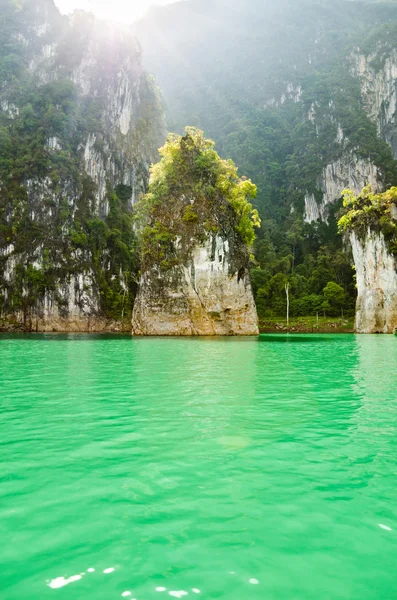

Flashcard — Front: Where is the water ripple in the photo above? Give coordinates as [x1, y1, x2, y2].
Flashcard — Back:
[1, 334, 397, 599]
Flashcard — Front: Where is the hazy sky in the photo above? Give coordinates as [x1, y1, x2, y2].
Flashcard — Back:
[55, 0, 176, 23]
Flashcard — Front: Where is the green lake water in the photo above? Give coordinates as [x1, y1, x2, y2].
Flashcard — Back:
[1, 334, 397, 600]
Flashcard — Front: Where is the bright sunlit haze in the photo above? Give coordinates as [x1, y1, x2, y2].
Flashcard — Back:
[55, 0, 176, 23]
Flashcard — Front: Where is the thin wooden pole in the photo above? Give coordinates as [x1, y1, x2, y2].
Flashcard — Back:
[285, 283, 290, 331]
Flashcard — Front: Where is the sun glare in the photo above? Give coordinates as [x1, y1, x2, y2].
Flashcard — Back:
[55, 0, 174, 24]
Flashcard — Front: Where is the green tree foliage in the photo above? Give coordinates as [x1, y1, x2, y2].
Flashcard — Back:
[251, 204, 356, 318]
[137, 127, 259, 271]
[338, 186, 397, 255]
[323, 282, 345, 312]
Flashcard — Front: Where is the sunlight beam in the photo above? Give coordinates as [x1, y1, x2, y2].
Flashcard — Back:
[54, 0, 176, 24]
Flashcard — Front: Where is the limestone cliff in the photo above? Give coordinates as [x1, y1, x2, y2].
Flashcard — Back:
[303, 45, 397, 225]
[132, 234, 259, 336]
[304, 155, 381, 223]
[338, 187, 397, 333]
[0, 0, 164, 332]
[351, 230, 397, 333]
[131, 128, 259, 336]
[352, 50, 397, 158]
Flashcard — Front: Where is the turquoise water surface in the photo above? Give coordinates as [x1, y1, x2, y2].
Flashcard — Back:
[1, 334, 397, 600]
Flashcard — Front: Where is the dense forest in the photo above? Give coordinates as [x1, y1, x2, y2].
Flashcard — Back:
[136, 0, 397, 318]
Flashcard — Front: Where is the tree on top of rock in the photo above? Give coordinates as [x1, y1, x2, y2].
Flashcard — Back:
[135, 127, 260, 271]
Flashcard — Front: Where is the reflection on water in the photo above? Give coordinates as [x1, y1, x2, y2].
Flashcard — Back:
[1, 334, 397, 600]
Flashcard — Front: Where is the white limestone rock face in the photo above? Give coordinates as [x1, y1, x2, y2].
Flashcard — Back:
[24, 276, 127, 333]
[132, 235, 259, 336]
[352, 51, 397, 157]
[0, 244, 128, 332]
[304, 156, 380, 223]
[23, 13, 161, 212]
[351, 230, 397, 333]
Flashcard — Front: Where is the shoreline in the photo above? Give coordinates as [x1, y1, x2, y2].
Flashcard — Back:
[0, 317, 354, 335]
[1, 329, 396, 336]
[3, 317, 395, 335]
[259, 326, 355, 334]
[259, 317, 355, 334]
